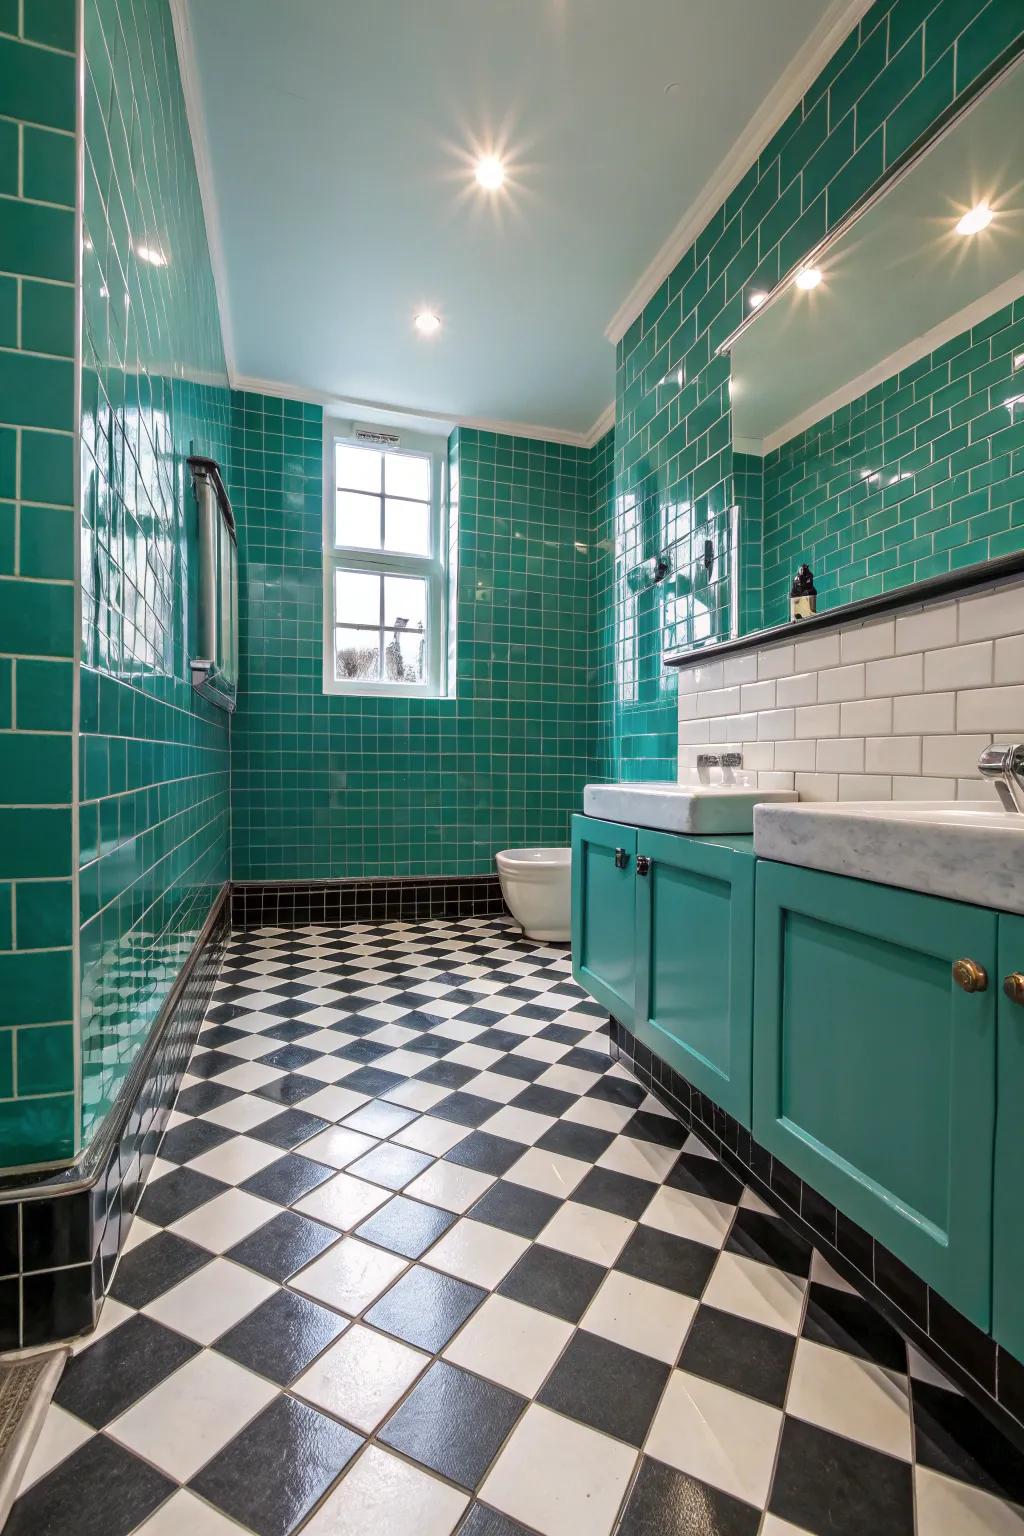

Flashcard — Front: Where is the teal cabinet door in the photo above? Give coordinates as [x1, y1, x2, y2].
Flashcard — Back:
[571, 815, 637, 1026]
[993, 913, 1024, 1357]
[753, 860, 997, 1327]
[635, 831, 755, 1127]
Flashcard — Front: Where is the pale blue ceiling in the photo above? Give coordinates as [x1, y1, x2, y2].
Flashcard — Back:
[185, 0, 834, 435]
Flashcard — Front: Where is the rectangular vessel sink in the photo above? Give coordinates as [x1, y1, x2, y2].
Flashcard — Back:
[583, 782, 798, 835]
[754, 799, 1024, 914]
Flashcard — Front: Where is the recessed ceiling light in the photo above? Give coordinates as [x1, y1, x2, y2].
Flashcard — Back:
[748, 290, 768, 309]
[474, 155, 505, 190]
[794, 267, 822, 290]
[414, 311, 441, 335]
[135, 243, 167, 267]
[956, 202, 993, 235]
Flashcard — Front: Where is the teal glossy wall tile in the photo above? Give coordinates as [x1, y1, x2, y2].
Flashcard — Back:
[760, 297, 1024, 625]
[0, 1, 76, 1168]
[612, 0, 1024, 778]
[76, 0, 231, 1151]
[229, 402, 612, 879]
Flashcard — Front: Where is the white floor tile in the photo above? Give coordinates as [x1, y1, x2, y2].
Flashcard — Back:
[581, 1270, 698, 1364]
[640, 1185, 734, 1248]
[109, 1352, 277, 1482]
[646, 1369, 783, 1507]
[443, 1043, 503, 1071]
[374, 1048, 437, 1078]
[536, 1065, 602, 1097]
[70, 1296, 134, 1353]
[462, 1070, 527, 1105]
[394, 1116, 470, 1156]
[505, 1147, 588, 1198]
[510, 1037, 568, 1064]
[294, 1323, 429, 1432]
[303, 1085, 377, 1122]
[597, 1136, 679, 1183]
[298, 1125, 378, 1169]
[760, 1517, 816, 1535]
[383, 1079, 452, 1111]
[424, 1218, 529, 1289]
[18, 1405, 92, 1491]
[215, 1062, 283, 1092]
[915, 1467, 1024, 1535]
[786, 1338, 912, 1460]
[561, 1097, 635, 1133]
[303, 1445, 468, 1536]
[404, 1160, 494, 1213]
[738, 1185, 774, 1214]
[907, 1344, 958, 1390]
[808, 1250, 857, 1292]
[199, 1096, 279, 1133]
[295, 1171, 390, 1230]
[131, 1490, 243, 1534]
[187, 1135, 281, 1184]
[484, 1106, 557, 1145]
[143, 1257, 277, 1343]
[170, 1188, 279, 1253]
[443, 1293, 573, 1396]
[480, 1403, 636, 1536]
[702, 1250, 807, 1334]
[292, 1235, 407, 1313]
[121, 1216, 161, 1253]
[538, 1201, 633, 1266]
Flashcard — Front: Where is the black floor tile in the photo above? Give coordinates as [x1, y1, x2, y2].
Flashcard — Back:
[618, 1457, 761, 1536]
[191, 1394, 362, 1536]
[444, 1131, 524, 1177]
[586, 1076, 645, 1109]
[429, 1091, 501, 1127]
[456, 1505, 535, 1536]
[175, 1081, 240, 1115]
[347, 1142, 433, 1190]
[380, 1360, 525, 1488]
[726, 1208, 813, 1278]
[802, 1282, 907, 1372]
[254, 1072, 324, 1106]
[511, 1084, 575, 1119]
[468, 1180, 561, 1238]
[6, 1434, 175, 1536]
[622, 1110, 687, 1148]
[355, 1195, 457, 1258]
[571, 1165, 656, 1220]
[497, 1244, 604, 1322]
[535, 1119, 614, 1164]
[488, 1054, 547, 1083]
[538, 1329, 669, 1445]
[109, 1231, 211, 1308]
[615, 1225, 718, 1298]
[333, 1038, 393, 1064]
[158, 1118, 234, 1165]
[664, 1150, 745, 1205]
[415, 1061, 479, 1090]
[227, 1211, 340, 1281]
[342, 1066, 410, 1097]
[912, 1379, 1024, 1504]
[366, 1265, 485, 1352]
[679, 1305, 795, 1407]
[250, 1109, 331, 1150]
[137, 1166, 227, 1227]
[769, 1416, 914, 1536]
[240, 1153, 336, 1206]
[54, 1314, 198, 1428]
[215, 1287, 348, 1386]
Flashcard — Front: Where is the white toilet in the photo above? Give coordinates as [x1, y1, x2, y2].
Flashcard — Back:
[495, 848, 571, 942]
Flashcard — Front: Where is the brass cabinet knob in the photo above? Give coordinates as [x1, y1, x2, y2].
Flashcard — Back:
[953, 958, 988, 993]
[635, 855, 651, 877]
[1004, 972, 1024, 1006]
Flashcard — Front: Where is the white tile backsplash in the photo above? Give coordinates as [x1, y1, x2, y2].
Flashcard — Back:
[676, 577, 1024, 804]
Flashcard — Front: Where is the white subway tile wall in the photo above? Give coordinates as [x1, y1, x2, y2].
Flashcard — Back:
[676, 578, 1024, 804]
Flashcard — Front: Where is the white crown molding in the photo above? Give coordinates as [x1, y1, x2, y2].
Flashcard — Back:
[234, 372, 616, 450]
[604, 0, 876, 346]
[757, 270, 1024, 455]
[168, 0, 237, 381]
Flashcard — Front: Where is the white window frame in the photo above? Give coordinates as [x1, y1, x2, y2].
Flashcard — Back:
[322, 421, 448, 698]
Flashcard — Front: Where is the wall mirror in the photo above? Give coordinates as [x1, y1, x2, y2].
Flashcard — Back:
[722, 52, 1024, 639]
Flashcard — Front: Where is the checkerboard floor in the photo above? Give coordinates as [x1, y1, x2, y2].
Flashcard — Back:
[13, 916, 1024, 1536]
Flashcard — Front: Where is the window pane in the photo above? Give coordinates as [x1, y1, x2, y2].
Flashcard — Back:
[335, 569, 380, 627]
[336, 489, 380, 549]
[384, 452, 430, 501]
[335, 627, 380, 681]
[384, 574, 426, 631]
[384, 498, 430, 556]
[336, 443, 381, 493]
[383, 627, 425, 683]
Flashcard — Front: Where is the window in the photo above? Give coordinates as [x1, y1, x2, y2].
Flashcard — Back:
[323, 426, 447, 696]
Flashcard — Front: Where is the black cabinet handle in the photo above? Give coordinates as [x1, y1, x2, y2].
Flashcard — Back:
[614, 848, 629, 870]
[636, 855, 651, 876]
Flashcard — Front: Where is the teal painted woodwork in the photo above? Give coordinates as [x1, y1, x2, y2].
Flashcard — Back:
[993, 913, 1024, 1359]
[753, 860, 997, 1327]
[634, 830, 755, 1127]
[571, 815, 637, 1027]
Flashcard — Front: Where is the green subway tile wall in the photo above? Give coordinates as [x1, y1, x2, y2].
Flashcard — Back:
[760, 296, 1024, 626]
[77, 0, 230, 1150]
[0, 1, 77, 1165]
[613, 0, 1024, 778]
[228, 402, 608, 879]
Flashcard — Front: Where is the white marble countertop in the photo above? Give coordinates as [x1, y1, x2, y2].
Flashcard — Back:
[584, 782, 797, 835]
[753, 800, 1024, 915]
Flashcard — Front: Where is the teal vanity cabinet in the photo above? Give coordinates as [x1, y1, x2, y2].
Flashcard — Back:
[633, 831, 755, 1126]
[993, 913, 1024, 1358]
[753, 859, 997, 1327]
[571, 815, 638, 1027]
[571, 816, 755, 1126]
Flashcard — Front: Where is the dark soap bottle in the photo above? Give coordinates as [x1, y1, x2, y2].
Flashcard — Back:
[790, 564, 817, 621]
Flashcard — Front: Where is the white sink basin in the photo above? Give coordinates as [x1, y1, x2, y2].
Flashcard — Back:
[583, 781, 798, 835]
[754, 799, 1024, 913]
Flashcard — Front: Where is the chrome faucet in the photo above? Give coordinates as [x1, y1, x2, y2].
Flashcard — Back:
[978, 744, 1024, 812]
